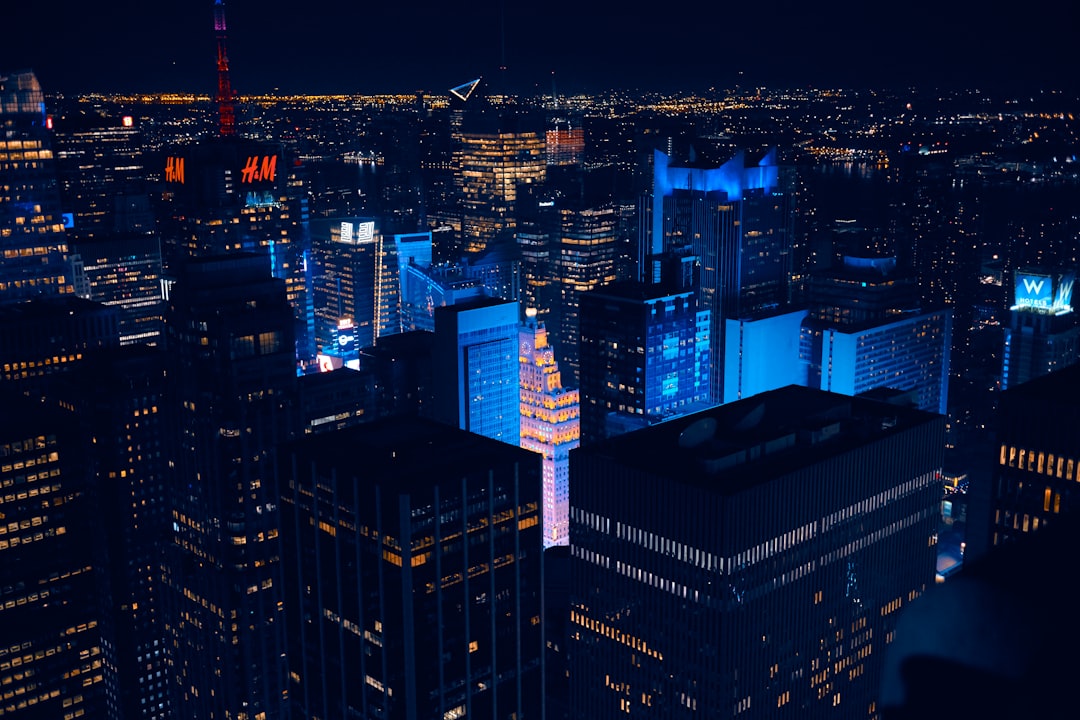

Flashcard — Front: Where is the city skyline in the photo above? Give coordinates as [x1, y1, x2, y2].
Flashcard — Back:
[2, 1, 1075, 97]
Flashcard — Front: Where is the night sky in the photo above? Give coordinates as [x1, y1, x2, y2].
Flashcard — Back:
[1, 0, 1075, 95]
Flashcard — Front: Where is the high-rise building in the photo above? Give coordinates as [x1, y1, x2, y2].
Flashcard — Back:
[801, 309, 953, 416]
[433, 297, 521, 445]
[52, 111, 153, 241]
[645, 148, 795, 401]
[0, 70, 73, 304]
[67, 232, 164, 345]
[1000, 267, 1079, 390]
[723, 308, 810, 404]
[163, 253, 294, 719]
[0, 295, 121, 393]
[578, 280, 711, 444]
[549, 202, 619, 384]
[568, 386, 944, 719]
[0, 390, 121, 718]
[455, 111, 546, 256]
[983, 362, 1080, 551]
[281, 415, 544, 720]
[519, 308, 580, 547]
[311, 217, 381, 354]
[723, 254, 952, 416]
[158, 136, 311, 366]
[58, 347, 173, 720]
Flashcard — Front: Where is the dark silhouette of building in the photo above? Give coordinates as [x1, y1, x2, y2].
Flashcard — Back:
[281, 415, 544, 720]
[880, 508, 1080, 720]
[163, 253, 295, 719]
[979, 362, 1080, 553]
[0, 391, 121, 718]
[569, 385, 944, 718]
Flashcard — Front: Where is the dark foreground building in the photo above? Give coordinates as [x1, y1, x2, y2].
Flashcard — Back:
[568, 385, 944, 718]
[281, 416, 544, 720]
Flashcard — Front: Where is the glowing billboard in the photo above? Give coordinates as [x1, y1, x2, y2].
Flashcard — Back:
[1013, 271, 1074, 314]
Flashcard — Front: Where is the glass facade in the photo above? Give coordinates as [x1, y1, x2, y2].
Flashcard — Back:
[0, 71, 73, 304]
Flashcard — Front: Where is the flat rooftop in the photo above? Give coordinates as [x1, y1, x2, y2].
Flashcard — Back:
[581, 385, 939, 494]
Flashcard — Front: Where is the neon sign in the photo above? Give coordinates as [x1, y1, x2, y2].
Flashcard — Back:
[1014, 271, 1074, 314]
[165, 156, 185, 184]
[240, 155, 277, 184]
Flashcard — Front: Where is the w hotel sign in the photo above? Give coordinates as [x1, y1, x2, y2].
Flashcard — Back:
[1013, 271, 1075, 314]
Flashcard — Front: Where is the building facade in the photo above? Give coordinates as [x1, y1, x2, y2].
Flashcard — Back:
[163, 253, 294, 719]
[0, 70, 73, 304]
[568, 386, 944, 719]
[578, 281, 711, 444]
[281, 416, 544, 720]
[519, 308, 580, 547]
[433, 297, 521, 446]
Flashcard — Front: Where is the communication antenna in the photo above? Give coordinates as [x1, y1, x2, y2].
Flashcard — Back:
[213, 0, 237, 136]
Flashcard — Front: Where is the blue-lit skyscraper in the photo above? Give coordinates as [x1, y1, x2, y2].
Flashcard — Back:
[578, 280, 711, 444]
[0, 70, 73, 304]
[433, 297, 521, 445]
[1001, 267, 1079, 390]
[645, 148, 795, 401]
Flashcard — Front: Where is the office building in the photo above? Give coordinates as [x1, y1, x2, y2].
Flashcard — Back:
[1000, 267, 1079, 390]
[0, 391, 120, 718]
[0, 70, 73, 304]
[0, 295, 121, 392]
[158, 136, 311, 364]
[433, 297, 521, 446]
[163, 253, 294, 719]
[723, 308, 810, 404]
[281, 415, 544, 720]
[578, 280, 711, 444]
[569, 386, 944, 718]
[455, 110, 546, 256]
[519, 308, 580, 547]
[645, 148, 795, 401]
[984, 362, 1080, 550]
[801, 309, 952, 416]
[67, 232, 164, 345]
[311, 217, 381, 353]
[57, 347, 173, 720]
[52, 111, 153, 241]
[549, 203, 619, 384]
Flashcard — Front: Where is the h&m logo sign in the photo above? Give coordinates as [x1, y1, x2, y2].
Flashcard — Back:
[241, 155, 277, 184]
[165, 156, 185, 184]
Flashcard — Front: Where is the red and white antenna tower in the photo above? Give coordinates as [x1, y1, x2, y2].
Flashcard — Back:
[213, 0, 236, 137]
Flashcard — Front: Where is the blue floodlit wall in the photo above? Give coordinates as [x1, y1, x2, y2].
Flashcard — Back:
[723, 309, 809, 404]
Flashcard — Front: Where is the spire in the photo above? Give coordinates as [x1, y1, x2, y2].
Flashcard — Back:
[213, 0, 236, 137]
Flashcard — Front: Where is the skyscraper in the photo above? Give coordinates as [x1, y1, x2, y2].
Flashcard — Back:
[1000, 267, 1079, 390]
[281, 415, 544, 720]
[163, 253, 294, 719]
[0, 70, 73, 304]
[983, 362, 1080, 551]
[455, 111, 546, 256]
[433, 297, 521, 445]
[0, 390, 121, 718]
[578, 280, 711, 444]
[311, 217, 381, 354]
[519, 308, 580, 547]
[645, 148, 795, 401]
[569, 386, 944, 718]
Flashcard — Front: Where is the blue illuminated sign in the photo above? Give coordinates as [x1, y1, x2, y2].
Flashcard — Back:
[1014, 271, 1074, 314]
